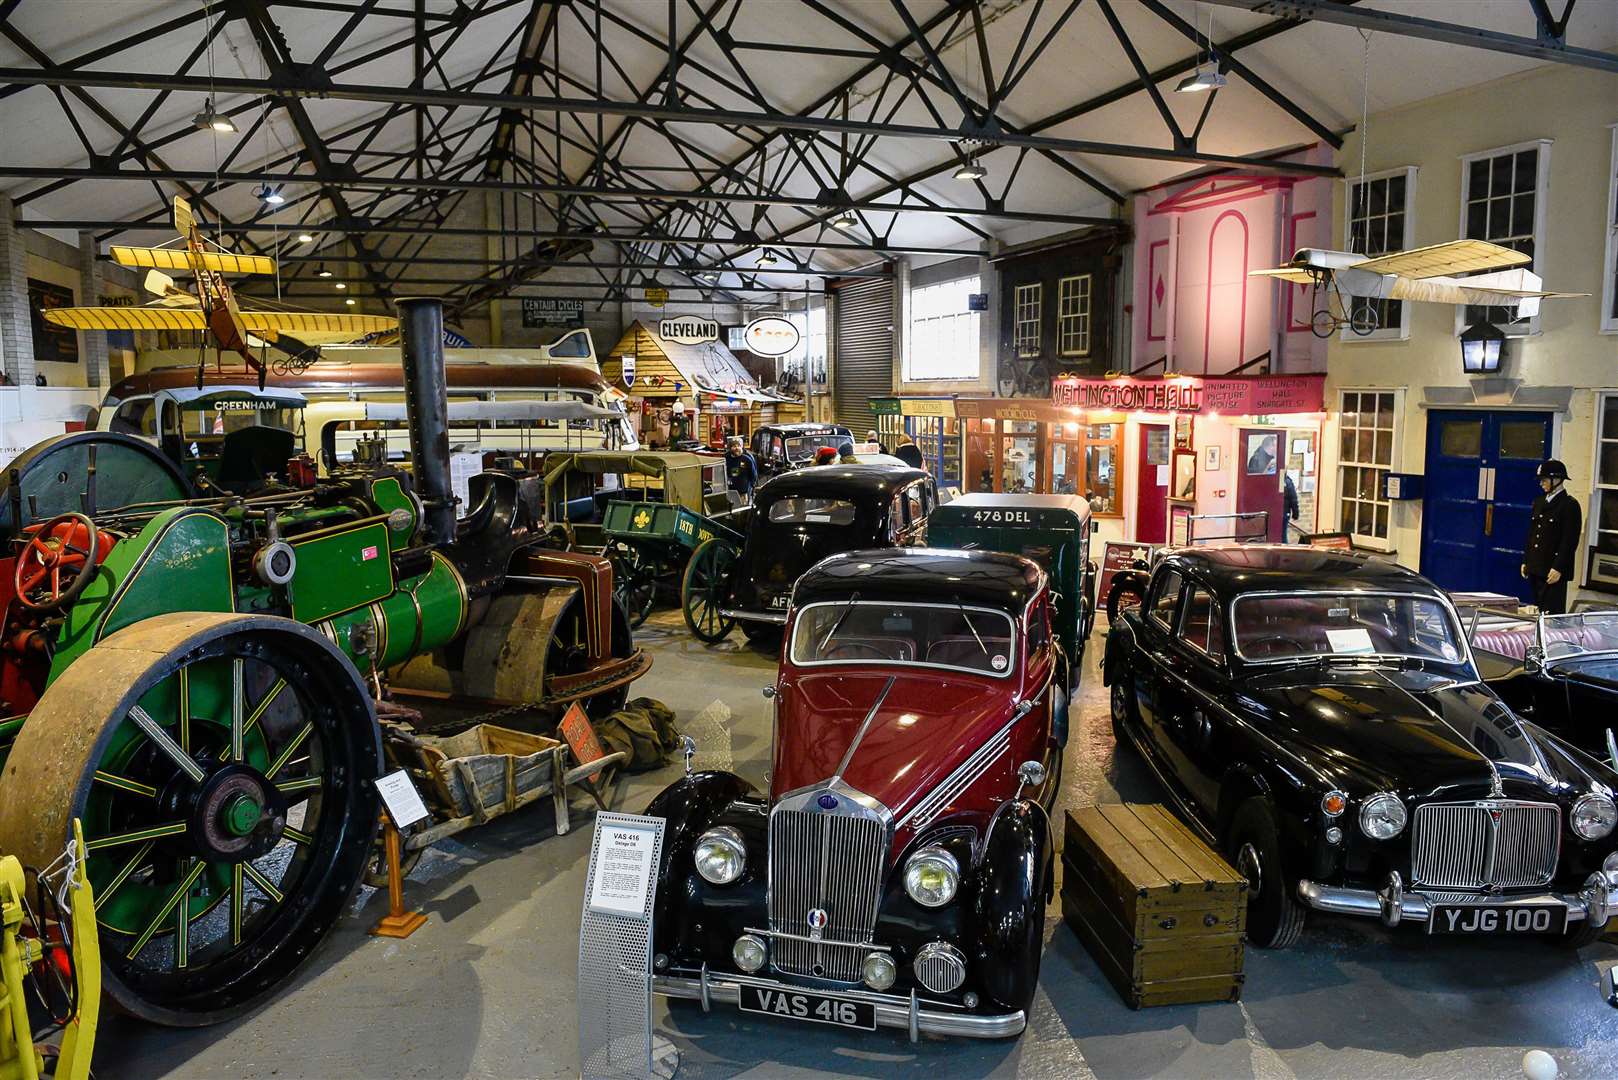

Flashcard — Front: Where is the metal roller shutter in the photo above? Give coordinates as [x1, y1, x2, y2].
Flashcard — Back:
[831, 276, 893, 435]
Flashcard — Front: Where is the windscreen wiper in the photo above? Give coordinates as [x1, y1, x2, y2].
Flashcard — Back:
[955, 596, 988, 656]
[818, 590, 861, 654]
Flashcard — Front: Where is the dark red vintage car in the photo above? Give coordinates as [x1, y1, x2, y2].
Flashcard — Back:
[647, 548, 1064, 1039]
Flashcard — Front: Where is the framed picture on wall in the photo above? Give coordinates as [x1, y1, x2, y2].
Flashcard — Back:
[1204, 444, 1221, 472]
[1172, 449, 1197, 500]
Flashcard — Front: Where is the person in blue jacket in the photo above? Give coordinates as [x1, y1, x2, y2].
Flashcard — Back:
[725, 436, 759, 504]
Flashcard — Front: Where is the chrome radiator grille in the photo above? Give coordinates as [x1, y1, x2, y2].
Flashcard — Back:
[768, 807, 886, 981]
[1410, 801, 1559, 889]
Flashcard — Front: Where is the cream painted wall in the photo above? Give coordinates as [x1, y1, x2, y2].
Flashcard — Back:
[1318, 64, 1618, 593]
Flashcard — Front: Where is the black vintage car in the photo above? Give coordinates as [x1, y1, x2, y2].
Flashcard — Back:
[749, 422, 854, 477]
[680, 464, 933, 643]
[1468, 607, 1618, 757]
[1103, 545, 1618, 948]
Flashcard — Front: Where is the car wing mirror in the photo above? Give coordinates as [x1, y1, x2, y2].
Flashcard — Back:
[1014, 759, 1047, 800]
[1524, 645, 1545, 675]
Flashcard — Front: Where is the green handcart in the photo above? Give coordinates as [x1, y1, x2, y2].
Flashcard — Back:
[542, 450, 742, 627]
[601, 499, 744, 626]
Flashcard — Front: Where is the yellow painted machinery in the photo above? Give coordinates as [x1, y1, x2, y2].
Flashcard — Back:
[0, 822, 97, 1080]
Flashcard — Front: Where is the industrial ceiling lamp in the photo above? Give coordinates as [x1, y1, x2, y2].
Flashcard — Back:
[952, 158, 987, 181]
[334, 282, 347, 290]
[296, 232, 315, 244]
[1460, 320, 1506, 374]
[193, 100, 237, 133]
[1175, 3, 1227, 93]
[757, 249, 779, 266]
[316, 264, 333, 278]
[952, 141, 986, 181]
[829, 210, 858, 231]
[255, 184, 286, 206]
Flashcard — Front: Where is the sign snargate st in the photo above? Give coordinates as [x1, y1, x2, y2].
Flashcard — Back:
[1050, 375, 1324, 416]
[657, 317, 720, 346]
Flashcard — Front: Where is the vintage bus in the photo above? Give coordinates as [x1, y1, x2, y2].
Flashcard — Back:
[96, 338, 637, 478]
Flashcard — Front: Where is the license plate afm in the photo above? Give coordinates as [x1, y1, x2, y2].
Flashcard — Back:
[1428, 903, 1568, 935]
[737, 985, 877, 1030]
[769, 594, 789, 609]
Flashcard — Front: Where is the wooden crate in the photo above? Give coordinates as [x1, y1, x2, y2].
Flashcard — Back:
[1061, 803, 1247, 1009]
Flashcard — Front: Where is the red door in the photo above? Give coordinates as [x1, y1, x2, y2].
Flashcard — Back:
[1135, 423, 1169, 544]
[1236, 428, 1285, 542]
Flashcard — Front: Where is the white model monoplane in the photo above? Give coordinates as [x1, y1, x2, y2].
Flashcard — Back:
[1251, 239, 1586, 337]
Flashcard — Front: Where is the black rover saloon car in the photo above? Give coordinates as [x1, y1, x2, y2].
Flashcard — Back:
[1103, 545, 1618, 948]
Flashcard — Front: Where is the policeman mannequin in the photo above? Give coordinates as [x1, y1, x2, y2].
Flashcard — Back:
[1521, 459, 1581, 614]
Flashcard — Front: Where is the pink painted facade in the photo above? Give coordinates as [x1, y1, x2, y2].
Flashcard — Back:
[1131, 146, 1332, 375]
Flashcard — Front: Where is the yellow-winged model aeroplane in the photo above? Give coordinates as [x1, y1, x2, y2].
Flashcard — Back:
[43, 197, 396, 386]
[1250, 238, 1587, 338]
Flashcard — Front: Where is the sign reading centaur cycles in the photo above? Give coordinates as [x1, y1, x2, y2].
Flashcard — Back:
[520, 297, 585, 327]
[1050, 374, 1325, 415]
[658, 317, 719, 345]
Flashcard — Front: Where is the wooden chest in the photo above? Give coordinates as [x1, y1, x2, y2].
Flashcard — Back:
[1060, 803, 1247, 1008]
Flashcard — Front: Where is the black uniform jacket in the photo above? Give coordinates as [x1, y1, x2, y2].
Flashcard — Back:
[1524, 489, 1581, 578]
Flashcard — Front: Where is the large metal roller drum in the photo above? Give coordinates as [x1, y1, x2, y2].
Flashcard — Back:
[0, 611, 381, 1026]
[0, 431, 190, 536]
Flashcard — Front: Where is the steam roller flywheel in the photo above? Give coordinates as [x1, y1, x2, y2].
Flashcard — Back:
[0, 612, 382, 1026]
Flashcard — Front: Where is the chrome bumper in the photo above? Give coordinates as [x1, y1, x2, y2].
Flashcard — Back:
[721, 607, 789, 624]
[1297, 870, 1618, 928]
[654, 968, 1025, 1041]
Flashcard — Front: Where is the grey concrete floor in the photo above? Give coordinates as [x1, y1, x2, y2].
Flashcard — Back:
[106, 611, 1618, 1079]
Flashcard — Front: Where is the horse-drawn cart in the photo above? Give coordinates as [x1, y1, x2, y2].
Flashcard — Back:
[542, 450, 741, 626]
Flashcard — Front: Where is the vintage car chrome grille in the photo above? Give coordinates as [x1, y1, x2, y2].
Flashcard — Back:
[768, 807, 886, 981]
[1410, 801, 1559, 889]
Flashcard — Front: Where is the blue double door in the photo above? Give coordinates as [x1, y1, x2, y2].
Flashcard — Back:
[1420, 409, 1552, 602]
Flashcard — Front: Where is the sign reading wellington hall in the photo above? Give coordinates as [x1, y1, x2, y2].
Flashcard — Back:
[1051, 375, 1324, 416]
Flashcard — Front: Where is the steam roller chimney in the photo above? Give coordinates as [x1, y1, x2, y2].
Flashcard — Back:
[396, 297, 456, 546]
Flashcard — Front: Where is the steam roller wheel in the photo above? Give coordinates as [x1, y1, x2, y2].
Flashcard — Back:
[681, 538, 738, 644]
[0, 612, 382, 1026]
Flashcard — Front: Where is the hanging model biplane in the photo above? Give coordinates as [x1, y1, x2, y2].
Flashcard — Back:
[1250, 238, 1588, 338]
[42, 196, 395, 386]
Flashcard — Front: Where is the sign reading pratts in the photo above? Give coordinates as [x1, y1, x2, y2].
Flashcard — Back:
[742, 315, 801, 357]
[1051, 375, 1325, 416]
[658, 317, 719, 345]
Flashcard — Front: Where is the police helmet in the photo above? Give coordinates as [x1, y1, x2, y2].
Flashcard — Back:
[1537, 459, 1568, 482]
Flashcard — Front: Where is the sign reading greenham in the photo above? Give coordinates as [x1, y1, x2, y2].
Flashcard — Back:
[1050, 374, 1325, 416]
[658, 317, 720, 345]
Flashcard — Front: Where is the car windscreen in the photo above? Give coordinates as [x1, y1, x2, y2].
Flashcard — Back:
[790, 601, 1015, 677]
[767, 496, 856, 526]
[784, 434, 851, 462]
[1232, 592, 1466, 665]
[1541, 611, 1618, 660]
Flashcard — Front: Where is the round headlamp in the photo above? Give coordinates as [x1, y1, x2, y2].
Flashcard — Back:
[694, 826, 746, 885]
[1358, 793, 1408, 841]
[862, 951, 897, 991]
[903, 847, 960, 908]
[1571, 794, 1618, 841]
[732, 934, 766, 973]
